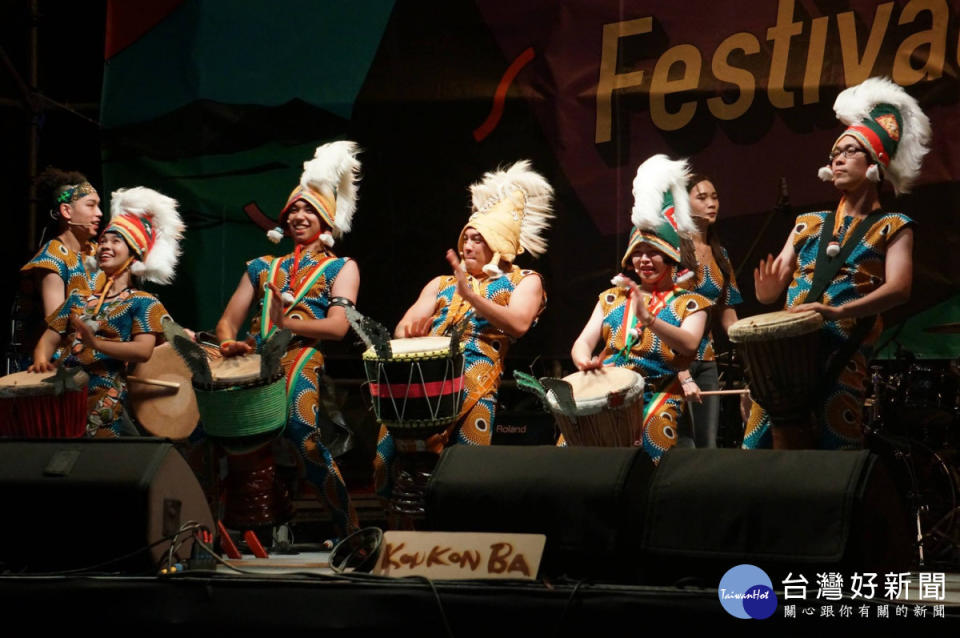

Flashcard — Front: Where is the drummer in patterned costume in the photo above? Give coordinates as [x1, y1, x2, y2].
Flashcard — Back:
[30, 187, 184, 436]
[571, 155, 711, 463]
[747, 77, 929, 449]
[375, 161, 554, 492]
[15, 168, 106, 365]
[216, 141, 361, 536]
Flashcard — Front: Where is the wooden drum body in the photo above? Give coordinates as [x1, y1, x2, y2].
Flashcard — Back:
[129, 343, 200, 440]
[0, 369, 89, 438]
[362, 337, 466, 441]
[728, 310, 823, 448]
[545, 367, 645, 447]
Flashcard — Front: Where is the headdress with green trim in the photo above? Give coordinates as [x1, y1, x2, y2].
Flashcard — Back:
[818, 76, 931, 195]
[105, 187, 185, 285]
[621, 154, 697, 267]
[268, 140, 361, 247]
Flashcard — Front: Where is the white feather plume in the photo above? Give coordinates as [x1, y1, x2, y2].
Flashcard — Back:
[832, 76, 931, 194]
[109, 186, 185, 285]
[818, 165, 835, 182]
[630, 154, 696, 238]
[469, 160, 555, 258]
[300, 141, 361, 237]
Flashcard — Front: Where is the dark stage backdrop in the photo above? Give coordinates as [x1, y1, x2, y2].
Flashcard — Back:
[100, 0, 960, 366]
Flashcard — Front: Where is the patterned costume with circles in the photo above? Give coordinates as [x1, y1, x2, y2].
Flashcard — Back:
[598, 285, 711, 463]
[742, 211, 914, 450]
[17, 239, 105, 361]
[681, 246, 743, 360]
[246, 249, 358, 534]
[374, 266, 546, 494]
[47, 289, 169, 436]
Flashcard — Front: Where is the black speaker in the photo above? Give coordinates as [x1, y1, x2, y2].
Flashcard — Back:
[0, 439, 214, 573]
[425, 445, 655, 580]
[424, 446, 912, 584]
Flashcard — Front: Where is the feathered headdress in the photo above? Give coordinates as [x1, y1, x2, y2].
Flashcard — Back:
[818, 76, 931, 194]
[268, 140, 362, 246]
[459, 160, 555, 278]
[105, 187, 185, 285]
[621, 154, 696, 266]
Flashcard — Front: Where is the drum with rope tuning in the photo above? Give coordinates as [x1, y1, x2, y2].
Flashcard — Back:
[0, 369, 89, 438]
[544, 367, 645, 447]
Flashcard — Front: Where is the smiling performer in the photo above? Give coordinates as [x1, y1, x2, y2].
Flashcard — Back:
[375, 160, 554, 490]
[30, 187, 183, 436]
[746, 77, 930, 449]
[570, 155, 711, 463]
[215, 141, 361, 537]
[14, 168, 107, 366]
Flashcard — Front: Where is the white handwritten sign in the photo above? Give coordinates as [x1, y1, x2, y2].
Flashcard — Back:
[372, 531, 545, 581]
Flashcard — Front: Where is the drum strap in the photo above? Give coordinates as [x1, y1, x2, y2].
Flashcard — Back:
[260, 255, 337, 340]
[808, 206, 882, 399]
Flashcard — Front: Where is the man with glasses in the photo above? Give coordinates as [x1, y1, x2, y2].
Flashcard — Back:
[745, 77, 930, 450]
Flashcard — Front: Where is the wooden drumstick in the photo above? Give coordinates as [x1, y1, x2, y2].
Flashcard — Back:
[697, 389, 751, 396]
[127, 375, 181, 390]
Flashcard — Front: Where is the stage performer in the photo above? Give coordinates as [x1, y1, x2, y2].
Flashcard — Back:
[676, 175, 743, 448]
[745, 77, 929, 449]
[215, 141, 361, 536]
[571, 155, 711, 464]
[30, 187, 184, 437]
[14, 168, 106, 366]
[375, 160, 554, 493]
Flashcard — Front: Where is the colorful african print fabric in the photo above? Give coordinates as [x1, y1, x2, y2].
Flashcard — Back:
[742, 210, 914, 450]
[48, 289, 169, 436]
[15, 239, 105, 363]
[374, 266, 546, 496]
[245, 249, 358, 535]
[597, 285, 711, 463]
[681, 245, 743, 360]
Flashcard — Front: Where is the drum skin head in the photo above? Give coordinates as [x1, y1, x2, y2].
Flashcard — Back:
[363, 336, 460, 360]
[0, 369, 88, 398]
[129, 343, 199, 440]
[563, 368, 643, 401]
[209, 354, 262, 385]
[728, 310, 823, 342]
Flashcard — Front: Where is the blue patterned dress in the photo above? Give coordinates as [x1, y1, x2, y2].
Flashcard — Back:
[245, 248, 357, 534]
[742, 211, 914, 449]
[47, 289, 169, 436]
[596, 285, 712, 463]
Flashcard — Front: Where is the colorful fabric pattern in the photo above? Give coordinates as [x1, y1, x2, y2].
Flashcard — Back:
[597, 285, 711, 463]
[244, 248, 357, 535]
[681, 245, 743, 360]
[48, 289, 169, 436]
[742, 211, 914, 449]
[374, 266, 546, 495]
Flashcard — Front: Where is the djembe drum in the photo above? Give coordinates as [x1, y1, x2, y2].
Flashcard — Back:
[728, 310, 824, 449]
[544, 368, 645, 447]
[362, 336, 466, 522]
[0, 369, 89, 438]
[128, 343, 200, 441]
[194, 354, 292, 529]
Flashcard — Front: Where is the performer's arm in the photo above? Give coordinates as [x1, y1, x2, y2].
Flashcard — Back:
[639, 303, 707, 357]
[28, 328, 62, 372]
[570, 303, 604, 371]
[718, 306, 739, 333]
[68, 315, 157, 362]
[678, 369, 702, 403]
[39, 271, 66, 318]
[792, 227, 913, 320]
[754, 232, 797, 304]
[445, 250, 543, 339]
[395, 277, 442, 338]
[269, 259, 359, 341]
[216, 275, 256, 356]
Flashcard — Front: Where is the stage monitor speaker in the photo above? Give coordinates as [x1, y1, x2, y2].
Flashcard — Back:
[0, 438, 214, 573]
[640, 448, 913, 585]
[425, 445, 655, 580]
[424, 446, 912, 584]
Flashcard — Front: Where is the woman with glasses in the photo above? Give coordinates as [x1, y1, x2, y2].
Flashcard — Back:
[745, 77, 929, 449]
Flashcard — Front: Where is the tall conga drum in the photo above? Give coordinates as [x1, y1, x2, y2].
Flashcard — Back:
[544, 368, 645, 447]
[362, 336, 465, 522]
[0, 369, 89, 438]
[728, 310, 824, 449]
[195, 354, 292, 529]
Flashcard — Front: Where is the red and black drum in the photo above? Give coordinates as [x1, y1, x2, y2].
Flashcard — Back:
[0, 369, 89, 438]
